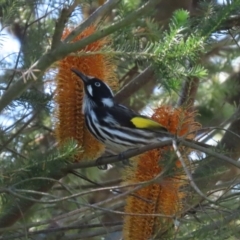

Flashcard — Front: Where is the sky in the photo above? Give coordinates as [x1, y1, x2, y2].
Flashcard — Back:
[1, 28, 20, 65]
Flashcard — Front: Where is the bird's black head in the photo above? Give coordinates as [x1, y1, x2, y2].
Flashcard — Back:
[71, 68, 114, 108]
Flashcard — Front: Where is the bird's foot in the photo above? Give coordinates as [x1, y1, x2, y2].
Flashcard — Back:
[118, 152, 132, 167]
[96, 152, 132, 169]
[96, 157, 108, 170]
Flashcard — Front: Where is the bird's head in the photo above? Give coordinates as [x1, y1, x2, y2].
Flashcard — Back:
[71, 68, 114, 108]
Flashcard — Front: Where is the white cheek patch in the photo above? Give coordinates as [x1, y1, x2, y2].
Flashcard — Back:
[87, 85, 93, 96]
[102, 98, 114, 107]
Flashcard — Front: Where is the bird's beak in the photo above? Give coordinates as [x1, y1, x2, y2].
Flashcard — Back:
[71, 68, 89, 84]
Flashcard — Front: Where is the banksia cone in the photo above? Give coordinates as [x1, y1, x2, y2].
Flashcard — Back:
[55, 26, 117, 161]
[123, 106, 200, 240]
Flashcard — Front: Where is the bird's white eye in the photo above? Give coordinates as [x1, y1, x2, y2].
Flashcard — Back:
[95, 82, 101, 87]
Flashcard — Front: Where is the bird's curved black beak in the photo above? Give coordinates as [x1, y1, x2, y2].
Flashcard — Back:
[71, 68, 89, 84]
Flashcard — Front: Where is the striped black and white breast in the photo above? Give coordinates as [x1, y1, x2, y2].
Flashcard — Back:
[84, 110, 105, 142]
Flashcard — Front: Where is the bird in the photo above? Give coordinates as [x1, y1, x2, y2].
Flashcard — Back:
[71, 68, 173, 155]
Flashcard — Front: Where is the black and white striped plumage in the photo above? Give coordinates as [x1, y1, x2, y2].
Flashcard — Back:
[71, 68, 172, 153]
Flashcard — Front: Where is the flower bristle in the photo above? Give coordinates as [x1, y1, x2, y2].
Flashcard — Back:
[123, 106, 200, 239]
[55, 26, 117, 161]
[151, 105, 199, 137]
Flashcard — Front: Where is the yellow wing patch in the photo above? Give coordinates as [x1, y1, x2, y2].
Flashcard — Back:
[130, 116, 163, 129]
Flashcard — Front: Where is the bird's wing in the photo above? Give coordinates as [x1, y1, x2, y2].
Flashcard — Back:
[96, 104, 168, 132]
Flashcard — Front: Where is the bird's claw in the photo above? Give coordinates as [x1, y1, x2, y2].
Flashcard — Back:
[96, 157, 108, 170]
[118, 152, 132, 167]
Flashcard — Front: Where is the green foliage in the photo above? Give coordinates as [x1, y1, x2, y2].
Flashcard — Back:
[197, 0, 240, 38]
[0, 140, 78, 211]
[111, 9, 207, 92]
[16, 90, 53, 111]
[122, 0, 141, 10]
[1, 0, 240, 239]
[0, 0, 19, 28]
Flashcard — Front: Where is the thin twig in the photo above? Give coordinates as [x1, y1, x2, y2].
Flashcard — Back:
[5, 12, 32, 90]
[66, 140, 172, 170]
[52, 165, 175, 226]
[61, 0, 162, 54]
[176, 77, 199, 109]
[180, 139, 240, 169]
[51, 1, 79, 49]
[172, 140, 216, 204]
[4, 163, 170, 205]
[66, 137, 240, 170]
[2, 222, 123, 240]
[64, 225, 122, 240]
[115, 66, 155, 103]
[197, 105, 240, 143]
[0, 112, 38, 152]
[52, 178, 121, 190]
[63, 0, 121, 43]
[185, 206, 240, 238]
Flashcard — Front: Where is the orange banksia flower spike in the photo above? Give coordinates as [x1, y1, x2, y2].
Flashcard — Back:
[55, 25, 117, 161]
[123, 106, 201, 240]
